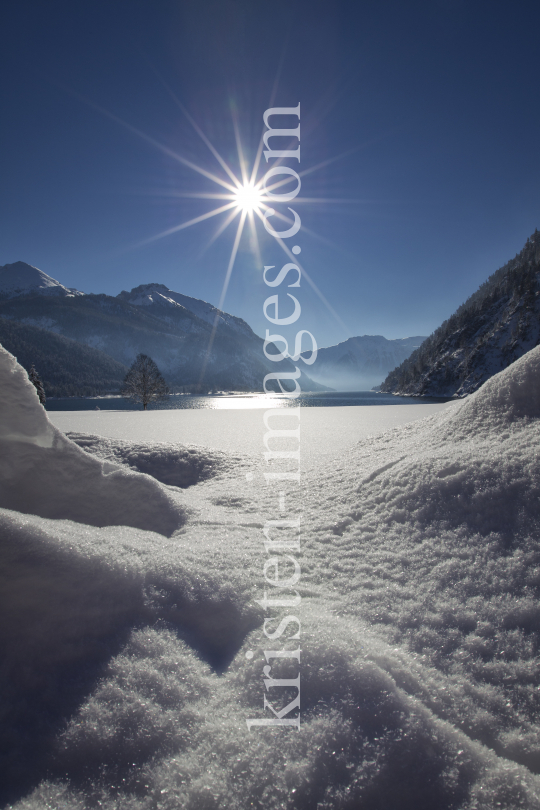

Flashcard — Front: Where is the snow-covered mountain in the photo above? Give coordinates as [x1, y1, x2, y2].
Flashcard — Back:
[303, 334, 426, 391]
[0, 269, 327, 394]
[381, 229, 540, 397]
[0, 261, 85, 298]
[117, 283, 254, 339]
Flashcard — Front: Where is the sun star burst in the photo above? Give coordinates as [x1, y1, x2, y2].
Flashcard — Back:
[233, 182, 264, 212]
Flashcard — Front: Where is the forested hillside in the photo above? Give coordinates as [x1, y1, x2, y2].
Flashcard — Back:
[0, 318, 127, 397]
[380, 230, 540, 397]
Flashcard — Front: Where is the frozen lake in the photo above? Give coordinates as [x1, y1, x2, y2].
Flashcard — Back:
[48, 402, 451, 469]
[44, 390, 452, 411]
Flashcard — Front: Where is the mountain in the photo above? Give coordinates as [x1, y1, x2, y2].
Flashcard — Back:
[0, 261, 85, 298]
[0, 317, 128, 397]
[302, 334, 426, 391]
[117, 283, 254, 339]
[380, 230, 540, 397]
[0, 269, 327, 394]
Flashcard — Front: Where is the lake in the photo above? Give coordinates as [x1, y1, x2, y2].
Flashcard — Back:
[45, 390, 452, 411]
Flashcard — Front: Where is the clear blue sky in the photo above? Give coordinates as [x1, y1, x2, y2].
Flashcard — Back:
[1, 0, 539, 347]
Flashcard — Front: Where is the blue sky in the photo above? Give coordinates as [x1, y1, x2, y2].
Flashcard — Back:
[1, 0, 539, 347]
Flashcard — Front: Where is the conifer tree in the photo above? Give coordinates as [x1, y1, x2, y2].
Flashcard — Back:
[121, 354, 170, 410]
[29, 364, 46, 405]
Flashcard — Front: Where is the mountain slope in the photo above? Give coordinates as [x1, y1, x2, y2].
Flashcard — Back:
[0, 273, 327, 393]
[0, 261, 84, 298]
[0, 317, 128, 397]
[117, 283, 255, 339]
[380, 230, 540, 397]
[303, 334, 426, 390]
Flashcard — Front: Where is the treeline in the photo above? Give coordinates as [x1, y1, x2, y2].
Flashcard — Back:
[381, 230, 540, 396]
[0, 317, 128, 397]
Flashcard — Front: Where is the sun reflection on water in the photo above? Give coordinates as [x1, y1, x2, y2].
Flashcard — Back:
[207, 394, 292, 410]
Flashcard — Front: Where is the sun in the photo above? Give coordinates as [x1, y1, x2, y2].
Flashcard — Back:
[76, 83, 355, 387]
[233, 182, 263, 212]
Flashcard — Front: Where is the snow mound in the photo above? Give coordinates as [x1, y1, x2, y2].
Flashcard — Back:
[0, 346, 185, 535]
[454, 342, 540, 428]
[67, 433, 237, 488]
[301, 345, 540, 777]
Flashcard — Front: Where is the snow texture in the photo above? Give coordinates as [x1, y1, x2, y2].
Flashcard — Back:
[67, 432, 242, 488]
[2, 345, 540, 808]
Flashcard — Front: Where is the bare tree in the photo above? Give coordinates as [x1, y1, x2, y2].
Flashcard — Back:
[121, 354, 170, 410]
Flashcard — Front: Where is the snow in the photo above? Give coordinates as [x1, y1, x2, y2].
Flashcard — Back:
[0, 345, 184, 535]
[118, 282, 255, 338]
[67, 433, 242, 488]
[47, 401, 450, 469]
[2, 343, 540, 808]
[0, 261, 85, 298]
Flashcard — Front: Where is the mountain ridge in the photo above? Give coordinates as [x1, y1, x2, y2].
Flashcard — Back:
[0, 261, 429, 397]
[303, 334, 427, 391]
[117, 283, 255, 339]
[0, 266, 328, 394]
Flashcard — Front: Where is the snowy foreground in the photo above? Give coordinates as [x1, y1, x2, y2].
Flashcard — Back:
[1, 345, 540, 809]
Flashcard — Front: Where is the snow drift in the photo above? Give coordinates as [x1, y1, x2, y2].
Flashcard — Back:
[2, 346, 540, 808]
[0, 346, 185, 535]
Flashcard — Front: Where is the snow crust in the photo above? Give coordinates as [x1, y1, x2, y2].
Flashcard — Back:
[2, 345, 540, 808]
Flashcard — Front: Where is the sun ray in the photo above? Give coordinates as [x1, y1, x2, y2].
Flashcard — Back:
[281, 197, 372, 204]
[297, 146, 364, 179]
[249, 134, 266, 186]
[142, 60, 243, 190]
[256, 204, 343, 252]
[249, 39, 290, 187]
[297, 123, 408, 180]
[231, 105, 249, 187]
[59, 83, 238, 193]
[147, 191, 240, 201]
[128, 202, 238, 249]
[65, 73, 356, 339]
[198, 206, 241, 258]
[246, 208, 263, 269]
[198, 209, 248, 386]
[217, 208, 248, 312]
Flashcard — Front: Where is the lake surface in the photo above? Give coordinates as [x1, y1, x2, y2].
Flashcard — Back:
[45, 391, 452, 411]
